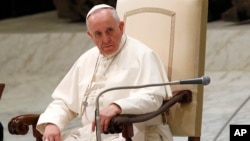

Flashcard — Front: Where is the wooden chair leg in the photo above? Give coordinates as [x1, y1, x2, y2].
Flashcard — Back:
[122, 123, 133, 141]
[188, 137, 200, 141]
[0, 122, 3, 141]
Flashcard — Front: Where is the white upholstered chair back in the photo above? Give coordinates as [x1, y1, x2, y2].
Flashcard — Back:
[116, 0, 208, 137]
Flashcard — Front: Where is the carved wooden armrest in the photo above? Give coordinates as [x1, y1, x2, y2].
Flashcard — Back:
[108, 90, 192, 140]
[8, 114, 42, 141]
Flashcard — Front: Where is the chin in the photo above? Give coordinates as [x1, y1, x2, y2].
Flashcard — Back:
[103, 49, 118, 56]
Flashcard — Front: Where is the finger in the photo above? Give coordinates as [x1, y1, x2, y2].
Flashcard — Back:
[100, 117, 107, 133]
[104, 118, 111, 132]
[44, 138, 50, 141]
[55, 135, 61, 141]
[92, 120, 96, 132]
[43, 136, 48, 141]
[48, 136, 55, 141]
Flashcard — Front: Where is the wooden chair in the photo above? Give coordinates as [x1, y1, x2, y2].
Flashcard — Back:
[8, 0, 208, 141]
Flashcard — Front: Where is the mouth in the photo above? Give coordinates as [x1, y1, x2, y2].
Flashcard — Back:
[101, 44, 118, 55]
[103, 45, 113, 50]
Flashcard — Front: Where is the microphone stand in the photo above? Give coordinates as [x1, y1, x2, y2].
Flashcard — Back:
[95, 76, 210, 141]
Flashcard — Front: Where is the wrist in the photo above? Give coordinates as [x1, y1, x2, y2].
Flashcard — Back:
[110, 103, 121, 114]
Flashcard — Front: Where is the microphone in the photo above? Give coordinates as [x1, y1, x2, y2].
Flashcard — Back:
[179, 76, 210, 85]
[95, 76, 210, 141]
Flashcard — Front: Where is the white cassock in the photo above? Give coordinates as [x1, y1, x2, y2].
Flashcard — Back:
[37, 34, 173, 141]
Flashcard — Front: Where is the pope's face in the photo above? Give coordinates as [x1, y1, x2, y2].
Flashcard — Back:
[87, 9, 124, 56]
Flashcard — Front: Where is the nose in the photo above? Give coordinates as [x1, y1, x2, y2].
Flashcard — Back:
[102, 34, 110, 43]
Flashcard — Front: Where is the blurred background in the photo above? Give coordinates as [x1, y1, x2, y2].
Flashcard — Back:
[0, 0, 249, 22]
[0, 0, 250, 141]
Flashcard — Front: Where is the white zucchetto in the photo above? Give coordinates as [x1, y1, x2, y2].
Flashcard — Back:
[86, 4, 114, 19]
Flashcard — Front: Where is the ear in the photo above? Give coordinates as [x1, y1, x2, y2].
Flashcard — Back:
[87, 31, 92, 38]
[119, 21, 125, 33]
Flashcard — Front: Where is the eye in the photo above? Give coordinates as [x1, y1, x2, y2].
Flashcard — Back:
[106, 28, 114, 34]
[94, 31, 102, 38]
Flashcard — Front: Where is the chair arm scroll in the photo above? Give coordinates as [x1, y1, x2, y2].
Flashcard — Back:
[8, 114, 42, 141]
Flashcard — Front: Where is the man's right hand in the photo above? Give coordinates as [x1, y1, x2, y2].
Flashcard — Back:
[43, 123, 61, 141]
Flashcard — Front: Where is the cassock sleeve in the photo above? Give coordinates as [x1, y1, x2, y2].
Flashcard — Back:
[36, 60, 81, 133]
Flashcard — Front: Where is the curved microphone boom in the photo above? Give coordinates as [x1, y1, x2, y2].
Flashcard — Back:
[95, 76, 210, 141]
